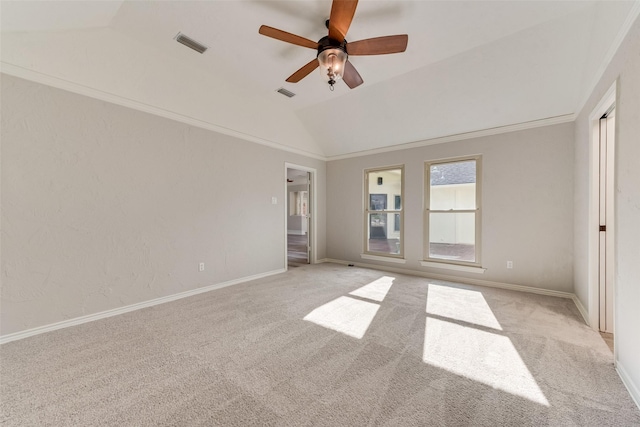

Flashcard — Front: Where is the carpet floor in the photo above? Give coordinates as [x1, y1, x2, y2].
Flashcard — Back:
[1, 263, 639, 426]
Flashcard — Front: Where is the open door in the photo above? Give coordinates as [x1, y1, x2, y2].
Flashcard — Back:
[305, 172, 312, 262]
[599, 109, 615, 333]
[286, 165, 315, 268]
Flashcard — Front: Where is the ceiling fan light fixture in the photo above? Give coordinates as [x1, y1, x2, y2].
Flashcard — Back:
[259, 0, 408, 90]
[318, 47, 347, 91]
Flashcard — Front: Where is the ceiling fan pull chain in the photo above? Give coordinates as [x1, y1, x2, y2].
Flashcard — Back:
[327, 68, 336, 91]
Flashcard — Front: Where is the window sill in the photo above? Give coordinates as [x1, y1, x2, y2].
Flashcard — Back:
[361, 254, 407, 264]
[420, 261, 486, 274]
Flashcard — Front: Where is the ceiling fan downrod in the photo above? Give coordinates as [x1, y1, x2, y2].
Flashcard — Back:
[258, 0, 408, 90]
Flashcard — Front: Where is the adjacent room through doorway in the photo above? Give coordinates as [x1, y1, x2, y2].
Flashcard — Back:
[286, 166, 312, 268]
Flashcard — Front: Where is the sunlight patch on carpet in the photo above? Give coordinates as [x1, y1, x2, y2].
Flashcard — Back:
[304, 296, 379, 339]
[426, 283, 502, 330]
[423, 317, 549, 406]
[349, 276, 395, 302]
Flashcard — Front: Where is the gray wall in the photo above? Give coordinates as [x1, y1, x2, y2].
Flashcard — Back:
[2, 18, 638, 404]
[326, 123, 575, 292]
[0, 75, 326, 335]
[574, 17, 640, 403]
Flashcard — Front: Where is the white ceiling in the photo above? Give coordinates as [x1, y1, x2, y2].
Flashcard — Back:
[1, 1, 638, 158]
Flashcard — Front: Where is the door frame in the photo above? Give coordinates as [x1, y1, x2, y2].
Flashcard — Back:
[587, 81, 616, 337]
[284, 163, 317, 269]
[598, 110, 615, 333]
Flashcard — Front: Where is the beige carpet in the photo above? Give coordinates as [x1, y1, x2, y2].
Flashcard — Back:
[1, 263, 639, 426]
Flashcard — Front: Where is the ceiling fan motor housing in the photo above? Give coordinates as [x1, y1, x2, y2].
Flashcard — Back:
[317, 36, 348, 58]
[258, 0, 407, 89]
[317, 36, 348, 87]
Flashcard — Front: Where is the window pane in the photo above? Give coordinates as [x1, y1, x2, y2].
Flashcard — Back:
[430, 161, 476, 210]
[369, 169, 402, 211]
[368, 213, 400, 255]
[369, 194, 387, 211]
[365, 166, 403, 258]
[429, 212, 475, 262]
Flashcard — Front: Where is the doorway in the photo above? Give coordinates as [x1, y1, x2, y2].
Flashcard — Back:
[588, 82, 616, 349]
[598, 108, 615, 334]
[285, 164, 315, 268]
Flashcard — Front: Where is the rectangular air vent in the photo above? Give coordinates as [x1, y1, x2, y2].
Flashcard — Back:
[175, 32, 208, 54]
[277, 88, 296, 98]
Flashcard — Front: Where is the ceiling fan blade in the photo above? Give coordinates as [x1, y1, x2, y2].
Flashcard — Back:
[259, 25, 318, 50]
[343, 60, 363, 89]
[328, 0, 359, 41]
[286, 58, 320, 83]
[347, 35, 408, 55]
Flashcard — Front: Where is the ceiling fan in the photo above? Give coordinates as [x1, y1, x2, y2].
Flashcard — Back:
[259, 0, 408, 91]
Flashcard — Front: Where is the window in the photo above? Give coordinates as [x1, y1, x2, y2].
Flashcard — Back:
[424, 156, 481, 265]
[364, 166, 404, 258]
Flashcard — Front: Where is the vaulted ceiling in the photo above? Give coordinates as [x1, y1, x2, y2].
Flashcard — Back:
[1, 1, 638, 159]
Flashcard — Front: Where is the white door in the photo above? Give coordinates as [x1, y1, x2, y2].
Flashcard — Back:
[305, 172, 312, 263]
[285, 164, 315, 267]
[598, 109, 615, 333]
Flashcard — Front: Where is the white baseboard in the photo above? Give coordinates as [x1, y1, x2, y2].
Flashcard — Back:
[420, 260, 485, 273]
[0, 260, 589, 344]
[617, 361, 640, 410]
[0, 268, 285, 345]
[571, 294, 590, 326]
[361, 253, 407, 264]
[326, 257, 639, 410]
[323, 258, 575, 299]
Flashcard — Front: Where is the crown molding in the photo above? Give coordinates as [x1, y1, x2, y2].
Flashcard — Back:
[2, 62, 579, 163]
[326, 114, 576, 161]
[575, 1, 640, 116]
[0, 62, 327, 161]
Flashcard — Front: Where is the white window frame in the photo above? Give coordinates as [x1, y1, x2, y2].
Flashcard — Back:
[363, 165, 405, 260]
[424, 155, 482, 267]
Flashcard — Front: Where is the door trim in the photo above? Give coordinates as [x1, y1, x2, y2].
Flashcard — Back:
[598, 111, 616, 333]
[587, 81, 616, 337]
[284, 163, 317, 269]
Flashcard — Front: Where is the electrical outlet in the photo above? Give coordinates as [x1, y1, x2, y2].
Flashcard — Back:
[199, 262, 205, 272]
[507, 261, 513, 269]
[271, 196, 277, 205]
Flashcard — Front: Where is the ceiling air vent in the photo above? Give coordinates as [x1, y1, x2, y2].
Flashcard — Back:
[175, 32, 208, 54]
[277, 88, 296, 98]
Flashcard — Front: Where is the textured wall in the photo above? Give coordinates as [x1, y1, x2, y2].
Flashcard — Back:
[573, 16, 640, 402]
[326, 123, 575, 292]
[0, 75, 326, 336]
[0, 27, 324, 157]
